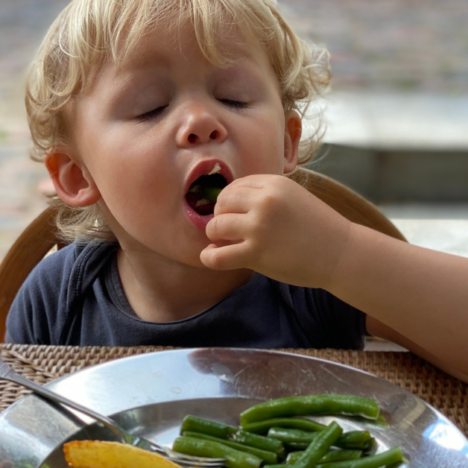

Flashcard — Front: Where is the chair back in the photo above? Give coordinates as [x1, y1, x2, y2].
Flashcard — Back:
[0, 167, 405, 342]
[288, 168, 406, 241]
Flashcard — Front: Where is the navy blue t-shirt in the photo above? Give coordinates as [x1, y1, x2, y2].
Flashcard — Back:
[6, 242, 367, 348]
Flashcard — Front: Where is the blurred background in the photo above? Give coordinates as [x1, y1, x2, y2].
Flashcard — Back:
[1, 0, 468, 264]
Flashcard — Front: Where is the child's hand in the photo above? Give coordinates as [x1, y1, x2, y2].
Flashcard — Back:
[200, 174, 352, 288]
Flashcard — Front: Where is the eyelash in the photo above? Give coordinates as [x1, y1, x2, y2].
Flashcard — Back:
[137, 106, 167, 122]
[137, 99, 248, 122]
[220, 99, 249, 109]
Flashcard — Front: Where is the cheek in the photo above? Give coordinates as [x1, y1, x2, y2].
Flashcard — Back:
[108, 160, 170, 207]
[240, 115, 285, 173]
[95, 156, 179, 243]
[83, 134, 174, 213]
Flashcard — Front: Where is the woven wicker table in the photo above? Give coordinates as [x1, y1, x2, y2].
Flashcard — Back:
[1, 344, 467, 439]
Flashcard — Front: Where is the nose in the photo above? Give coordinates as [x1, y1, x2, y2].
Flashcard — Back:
[176, 101, 227, 147]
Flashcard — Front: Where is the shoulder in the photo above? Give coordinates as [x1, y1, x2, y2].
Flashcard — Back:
[26, 240, 117, 288]
[34, 239, 114, 271]
[6, 240, 117, 344]
[28, 242, 81, 283]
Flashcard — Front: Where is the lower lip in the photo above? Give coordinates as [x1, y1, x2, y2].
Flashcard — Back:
[184, 200, 214, 230]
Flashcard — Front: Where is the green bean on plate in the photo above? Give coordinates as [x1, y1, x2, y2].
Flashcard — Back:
[171, 394, 405, 468]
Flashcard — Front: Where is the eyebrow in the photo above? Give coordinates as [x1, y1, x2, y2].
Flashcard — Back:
[100, 64, 166, 110]
[101, 48, 274, 110]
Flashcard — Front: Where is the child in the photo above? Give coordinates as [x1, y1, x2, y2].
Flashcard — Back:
[6, 0, 468, 383]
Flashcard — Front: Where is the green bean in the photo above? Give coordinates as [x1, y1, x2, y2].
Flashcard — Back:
[182, 431, 278, 464]
[268, 428, 372, 451]
[287, 450, 363, 464]
[231, 429, 286, 458]
[337, 432, 373, 451]
[242, 418, 326, 435]
[240, 395, 380, 426]
[181, 415, 237, 439]
[285, 440, 373, 452]
[316, 447, 403, 468]
[200, 186, 222, 203]
[287, 442, 315, 451]
[359, 438, 375, 453]
[291, 421, 343, 468]
[370, 415, 389, 428]
[180, 415, 285, 457]
[173, 436, 262, 468]
[267, 427, 320, 446]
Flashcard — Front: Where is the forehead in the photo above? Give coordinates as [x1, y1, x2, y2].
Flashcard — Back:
[71, 22, 280, 119]
[112, 21, 270, 76]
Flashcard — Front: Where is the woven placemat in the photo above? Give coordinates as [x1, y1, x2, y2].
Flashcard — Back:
[1, 344, 467, 437]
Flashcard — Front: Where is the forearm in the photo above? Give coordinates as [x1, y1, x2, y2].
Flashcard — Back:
[328, 223, 468, 375]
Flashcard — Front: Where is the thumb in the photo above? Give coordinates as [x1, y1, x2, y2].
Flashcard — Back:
[200, 242, 252, 270]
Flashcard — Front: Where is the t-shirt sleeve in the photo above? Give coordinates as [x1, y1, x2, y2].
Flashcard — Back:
[287, 285, 367, 349]
[6, 244, 77, 345]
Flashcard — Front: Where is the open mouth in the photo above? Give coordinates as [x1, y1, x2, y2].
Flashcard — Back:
[185, 172, 228, 216]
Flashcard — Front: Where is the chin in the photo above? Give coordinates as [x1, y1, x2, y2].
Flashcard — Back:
[170, 238, 213, 269]
[178, 254, 211, 270]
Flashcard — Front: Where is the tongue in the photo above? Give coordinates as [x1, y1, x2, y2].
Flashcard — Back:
[186, 192, 215, 216]
[186, 192, 199, 209]
[195, 202, 216, 216]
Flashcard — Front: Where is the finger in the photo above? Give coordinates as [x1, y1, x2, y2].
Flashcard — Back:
[200, 241, 254, 270]
[214, 185, 257, 215]
[205, 213, 249, 242]
[226, 174, 267, 190]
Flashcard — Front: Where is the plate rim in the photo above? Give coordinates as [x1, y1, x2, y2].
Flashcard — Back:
[41, 347, 468, 443]
[1, 347, 468, 467]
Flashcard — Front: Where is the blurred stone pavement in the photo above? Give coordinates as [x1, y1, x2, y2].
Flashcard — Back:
[1, 0, 468, 263]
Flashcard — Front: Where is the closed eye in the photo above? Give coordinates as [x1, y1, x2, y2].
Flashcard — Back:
[137, 106, 167, 122]
[220, 99, 249, 109]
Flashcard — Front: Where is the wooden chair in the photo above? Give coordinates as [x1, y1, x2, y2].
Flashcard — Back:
[0, 167, 406, 342]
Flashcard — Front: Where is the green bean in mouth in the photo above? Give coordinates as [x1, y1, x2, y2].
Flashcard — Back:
[199, 186, 223, 203]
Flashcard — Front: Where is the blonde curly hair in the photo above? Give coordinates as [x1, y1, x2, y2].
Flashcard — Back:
[25, 0, 330, 242]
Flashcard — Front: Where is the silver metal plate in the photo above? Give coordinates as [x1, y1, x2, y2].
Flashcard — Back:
[0, 348, 467, 467]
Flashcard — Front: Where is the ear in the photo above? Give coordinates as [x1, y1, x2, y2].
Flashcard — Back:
[283, 110, 302, 174]
[45, 149, 101, 207]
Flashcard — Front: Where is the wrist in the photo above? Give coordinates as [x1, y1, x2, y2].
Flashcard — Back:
[323, 221, 361, 294]
[314, 217, 354, 292]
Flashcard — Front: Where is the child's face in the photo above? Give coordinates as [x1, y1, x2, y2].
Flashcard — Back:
[65, 24, 300, 267]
